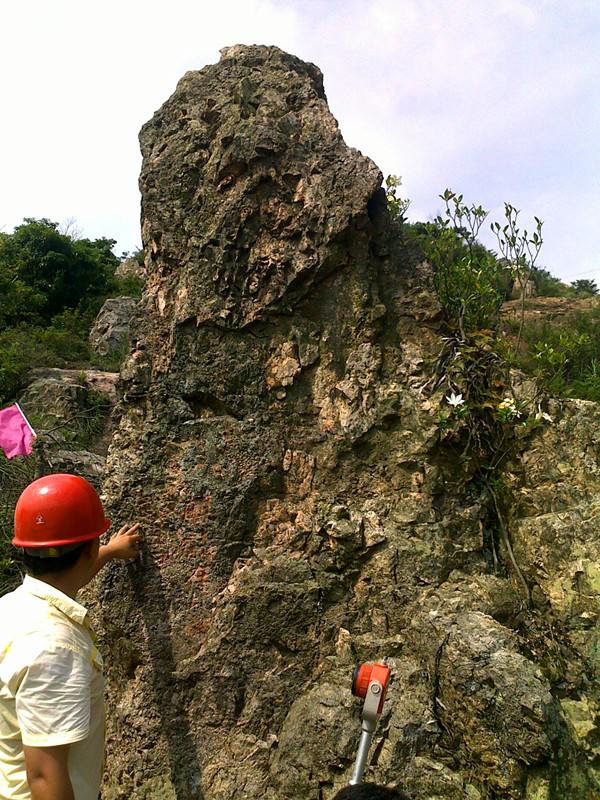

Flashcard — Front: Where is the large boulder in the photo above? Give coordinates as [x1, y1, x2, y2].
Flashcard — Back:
[18, 368, 119, 481]
[19, 369, 116, 438]
[19, 375, 89, 432]
[92, 46, 600, 800]
[89, 297, 138, 357]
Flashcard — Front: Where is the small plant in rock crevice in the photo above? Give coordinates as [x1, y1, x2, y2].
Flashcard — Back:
[385, 174, 411, 223]
[428, 331, 552, 605]
[404, 190, 510, 339]
[395, 184, 552, 601]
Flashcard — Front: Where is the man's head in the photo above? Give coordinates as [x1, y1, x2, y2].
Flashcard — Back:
[13, 473, 109, 576]
[332, 784, 410, 800]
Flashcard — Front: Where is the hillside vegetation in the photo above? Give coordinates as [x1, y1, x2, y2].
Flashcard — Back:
[0, 218, 143, 404]
[0, 218, 143, 591]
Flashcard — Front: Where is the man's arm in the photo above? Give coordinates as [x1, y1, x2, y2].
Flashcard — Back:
[23, 744, 74, 800]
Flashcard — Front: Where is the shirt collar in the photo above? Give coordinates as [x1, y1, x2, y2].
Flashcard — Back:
[22, 574, 89, 626]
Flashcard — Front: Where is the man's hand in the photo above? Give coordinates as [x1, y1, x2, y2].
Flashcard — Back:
[23, 743, 74, 800]
[89, 523, 143, 579]
[103, 523, 143, 560]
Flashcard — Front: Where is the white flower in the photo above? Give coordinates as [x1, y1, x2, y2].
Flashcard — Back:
[498, 397, 521, 417]
[446, 392, 464, 407]
[535, 411, 553, 423]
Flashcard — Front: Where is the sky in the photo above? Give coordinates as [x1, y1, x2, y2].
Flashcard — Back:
[1, 0, 599, 286]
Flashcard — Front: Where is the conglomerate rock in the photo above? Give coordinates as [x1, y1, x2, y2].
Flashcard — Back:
[92, 46, 600, 799]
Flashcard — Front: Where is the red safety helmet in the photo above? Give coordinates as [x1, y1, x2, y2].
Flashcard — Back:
[13, 473, 110, 548]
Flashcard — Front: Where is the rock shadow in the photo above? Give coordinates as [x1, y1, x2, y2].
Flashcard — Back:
[128, 547, 204, 800]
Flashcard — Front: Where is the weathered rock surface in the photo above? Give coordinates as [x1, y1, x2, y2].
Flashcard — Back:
[93, 46, 600, 800]
[41, 448, 106, 487]
[18, 368, 118, 480]
[21, 368, 119, 404]
[89, 296, 138, 357]
[19, 369, 117, 439]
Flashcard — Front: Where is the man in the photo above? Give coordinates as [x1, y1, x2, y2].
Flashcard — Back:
[332, 784, 411, 799]
[0, 473, 142, 800]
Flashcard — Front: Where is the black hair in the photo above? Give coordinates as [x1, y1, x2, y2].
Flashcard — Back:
[332, 785, 410, 800]
[23, 543, 87, 577]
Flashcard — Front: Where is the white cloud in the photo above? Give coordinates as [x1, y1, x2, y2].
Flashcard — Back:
[496, 0, 539, 26]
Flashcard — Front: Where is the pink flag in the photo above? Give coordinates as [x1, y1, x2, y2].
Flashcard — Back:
[0, 403, 36, 458]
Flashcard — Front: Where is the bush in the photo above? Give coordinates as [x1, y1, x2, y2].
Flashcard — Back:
[0, 327, 47, 404]
[527, 305, 600, 401]
[0, 317, 93, 405]
[403, 192, 508, 337]
[529, 266, 566, 298]
[0, 219, 124, 403]
[115, 274, 144, 299]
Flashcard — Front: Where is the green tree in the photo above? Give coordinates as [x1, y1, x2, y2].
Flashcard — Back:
[0, 219, 119, 326]
[0, 219, 122, 402]
[570, 279, 598, 297]
[529, 266, 565, 297]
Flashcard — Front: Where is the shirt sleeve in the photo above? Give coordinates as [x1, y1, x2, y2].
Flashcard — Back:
[16, 646, 93, 747]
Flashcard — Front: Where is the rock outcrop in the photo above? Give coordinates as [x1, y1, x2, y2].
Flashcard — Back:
[94, 46, 600, 800]
[18, 368, 119, 484]
[115, 256, 147, 283]
[89, 297, 138, 357]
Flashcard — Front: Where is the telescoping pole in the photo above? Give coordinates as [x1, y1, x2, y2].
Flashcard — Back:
[348, 664, 390, 785]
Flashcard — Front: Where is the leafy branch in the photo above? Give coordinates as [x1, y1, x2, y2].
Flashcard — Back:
[491, 204, 543, 351]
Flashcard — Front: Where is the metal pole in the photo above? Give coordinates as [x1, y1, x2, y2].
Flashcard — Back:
[348, 680, 382, 785]
[349, 724, 375, 785]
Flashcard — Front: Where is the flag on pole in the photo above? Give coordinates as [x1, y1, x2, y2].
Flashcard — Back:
[0, 403, 36, 458]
